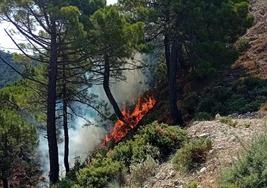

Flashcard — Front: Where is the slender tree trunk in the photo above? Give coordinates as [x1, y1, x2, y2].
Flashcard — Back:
[103, 54, 125, 121]
[62, 57, 70, 174]
[47, 20, 59, 184]
[169, 39, 184, 125]
[2, 178, 8, 188]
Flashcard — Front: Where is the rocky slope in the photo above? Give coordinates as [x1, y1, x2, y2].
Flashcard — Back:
[143, 115, 266, 188]
[233, 0, 267, 79]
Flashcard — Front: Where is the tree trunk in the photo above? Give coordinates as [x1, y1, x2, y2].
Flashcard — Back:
[62, 57, 70, 174]
[46, 20, 59, 184]
[2, 178, 8, 188]
[164, 33, 171, 77]
[169, 39, 184, 125]
[103, 54, 125, 121]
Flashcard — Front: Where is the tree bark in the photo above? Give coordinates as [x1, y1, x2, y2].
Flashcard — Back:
[2, 178, 8, 188]
[46, 20, 59, 184]
[169, 39, 184, 125]
[62, 57, 70, 174]
[164, 33, 171, 77]
[103, 54, 125, 121]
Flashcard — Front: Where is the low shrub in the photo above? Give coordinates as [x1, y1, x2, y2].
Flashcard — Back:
[219, 117, 238, 127]
[234, 37, 250, 53]
[76, 158, 124, 188]
[139, 122, 188, 158]
[58, 122, 187, 188]
[219, 131, 267, 188]
[129, 155, 157, 187]
[220, 184, 240, 188]
[186, 181, 198, 188]
[172, 138, 212, 172]
[109, 122, 187, 166]
[184, 77, 267, 118]
[193, 112, 213, 121]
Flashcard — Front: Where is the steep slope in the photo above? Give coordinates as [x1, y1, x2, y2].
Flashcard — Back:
[143, 116, 266, 188]
[233, 0, 267, 79]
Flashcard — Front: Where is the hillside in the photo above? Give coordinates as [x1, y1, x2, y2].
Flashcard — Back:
[0, 0, 266, 187]
[233, 0, 267, 79]
[0, 50, 22, 88]
[142, 115, 266, 188]
[55, 0, 267, 187]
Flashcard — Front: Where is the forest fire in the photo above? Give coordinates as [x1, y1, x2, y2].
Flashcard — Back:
[103, 96, 156, 145]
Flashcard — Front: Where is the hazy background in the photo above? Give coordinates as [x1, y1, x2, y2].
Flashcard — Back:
[0, 0, 118, 52]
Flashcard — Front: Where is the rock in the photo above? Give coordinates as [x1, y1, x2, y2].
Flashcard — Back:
[209, 149, 214, 154]
[215, 113, 221, 119]
[199, 133, 210, 138]
[200, 167, 207, 173]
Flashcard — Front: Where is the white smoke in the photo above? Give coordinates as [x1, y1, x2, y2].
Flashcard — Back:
[37, 53, 151, 185]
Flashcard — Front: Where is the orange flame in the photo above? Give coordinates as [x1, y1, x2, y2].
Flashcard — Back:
[103, 96, 156, 145]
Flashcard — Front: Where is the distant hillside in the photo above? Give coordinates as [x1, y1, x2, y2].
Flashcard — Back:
[233, 0, 267, 79]
[0, 50, 23, 88]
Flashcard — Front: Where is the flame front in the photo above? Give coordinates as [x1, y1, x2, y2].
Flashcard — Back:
[103, 96, 156, 145]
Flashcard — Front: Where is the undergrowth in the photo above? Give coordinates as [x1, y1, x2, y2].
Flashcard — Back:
[172, 138, 212, 172]
[219, 127, 267, 188]
[56, 122, 187, 188]
[183, 77, 267, 119]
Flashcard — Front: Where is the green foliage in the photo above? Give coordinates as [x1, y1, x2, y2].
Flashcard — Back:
[0, 51, 23, 88]
[219, 130, 267, 188]
[109, 122, 187, 166]
[139, 123, 188, 158]
[90, 6, 144, 56]
[220, 184, 240, 188]
[186, 181, 198, 188]
[76, 158, 123, 188]
[129, 155, 157, 187]
[193, 112, 213, 121]
[184, 77, 267, 118]
[58, 122, 187, 187]
[0, 89, 38, 186]
[234, 37, 250, 53]
[172, 138, 212, 172]
[219, 117, 238, 127]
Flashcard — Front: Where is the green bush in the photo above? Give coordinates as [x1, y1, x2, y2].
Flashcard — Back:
[190, 77, 267, 117]
[193, 112, 213, 121]
[186, 181, 198, 188]
[219, 117, 238, 127]
[109, 122, 187, 166]
[219, 184, 240, 188]
[219, 131, 267, 188]
[234, 37, 250, 53]
[58, 122, 187, 188]
[129, 155, 157, 187]
[172, 138, 212, 172]
[76, 158, 123, 188]
[108, 139, 160, 168]
[139, 122, 188, 158]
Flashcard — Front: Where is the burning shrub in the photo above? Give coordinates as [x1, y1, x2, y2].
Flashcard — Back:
[109, 122, 187, 167]
[172, 138, 212, 172]
[103, 97, 157, 145]
[59, 122, 187, 188]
